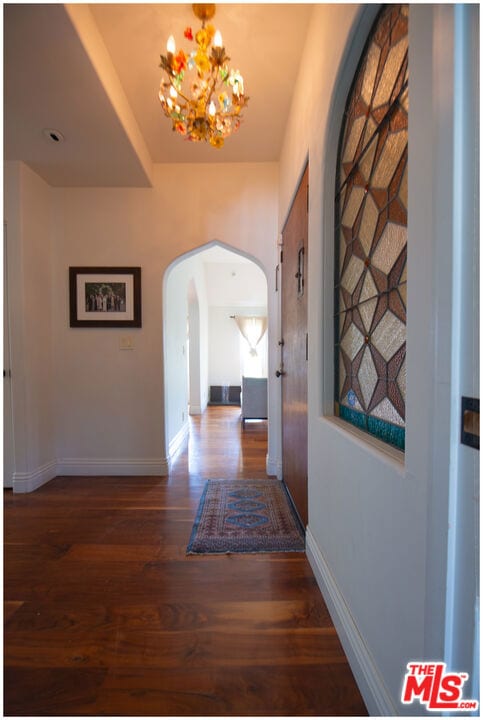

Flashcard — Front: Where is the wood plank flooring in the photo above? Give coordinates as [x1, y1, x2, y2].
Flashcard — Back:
[4, 406, 367, 716]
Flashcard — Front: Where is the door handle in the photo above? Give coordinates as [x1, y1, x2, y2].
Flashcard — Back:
[461, 397, 479, 449]
[275, 369, 286, 378]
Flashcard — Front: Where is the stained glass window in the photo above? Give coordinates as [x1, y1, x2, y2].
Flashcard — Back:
[334, 4, 408, 451]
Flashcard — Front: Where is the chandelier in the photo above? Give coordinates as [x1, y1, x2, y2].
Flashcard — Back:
[158, 3, 248, 148]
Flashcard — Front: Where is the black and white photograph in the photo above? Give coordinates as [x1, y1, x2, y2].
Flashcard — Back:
[84, 281, 126, 313]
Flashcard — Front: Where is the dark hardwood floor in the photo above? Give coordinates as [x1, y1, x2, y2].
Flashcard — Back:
[4, 406, 367, 716]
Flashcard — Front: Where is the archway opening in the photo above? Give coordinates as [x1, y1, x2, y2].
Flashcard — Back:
[163, 241, 269, 469]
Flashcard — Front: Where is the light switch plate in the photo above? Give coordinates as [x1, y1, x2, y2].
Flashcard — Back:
[120, 336, 134, 350]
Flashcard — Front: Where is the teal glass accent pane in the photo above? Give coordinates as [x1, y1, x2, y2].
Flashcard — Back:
[367, 416, 405, 450]
[338, 405, 367, 432]
[339, 405, 405, 451]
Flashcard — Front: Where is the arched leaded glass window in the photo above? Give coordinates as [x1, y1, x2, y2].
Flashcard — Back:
[334, 4, 408, 451]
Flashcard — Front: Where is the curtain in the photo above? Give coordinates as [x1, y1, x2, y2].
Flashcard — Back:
[234, 316, 267, 356]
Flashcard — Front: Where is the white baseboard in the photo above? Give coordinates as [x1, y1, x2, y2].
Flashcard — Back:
[12, 460, 57, 493]
[306, 527, 398, 717]
[11, 456, 170, 492]
[168, 421, 189, 465]
[57, 457, 169, 476]
[189, 405, 202, 416]
[266, 454, 283, 479]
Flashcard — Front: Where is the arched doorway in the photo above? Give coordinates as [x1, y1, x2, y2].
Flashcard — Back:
[163, 240, 269, 467]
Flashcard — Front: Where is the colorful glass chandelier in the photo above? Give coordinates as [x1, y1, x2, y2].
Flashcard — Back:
[158, 3, 248, 148]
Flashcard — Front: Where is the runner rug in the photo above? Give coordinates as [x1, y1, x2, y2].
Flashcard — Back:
[187, 478, 305, 554]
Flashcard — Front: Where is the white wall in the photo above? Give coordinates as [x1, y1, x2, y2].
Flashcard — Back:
[187, 278, 202, 415]
[46, 162, 278, 474]
[164, 252, 209, 456]
[278, 3, 476, 715]
[4, 161, 279, 481]
[208, 307, 241, 387]
[4, 162, 56, 492]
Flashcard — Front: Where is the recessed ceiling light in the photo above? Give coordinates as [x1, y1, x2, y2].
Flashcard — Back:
[42, 128, 65, 144]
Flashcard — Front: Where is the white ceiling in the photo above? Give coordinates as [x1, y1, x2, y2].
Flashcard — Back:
[201, 246, 267, 308]
[4, 3, 313, 187]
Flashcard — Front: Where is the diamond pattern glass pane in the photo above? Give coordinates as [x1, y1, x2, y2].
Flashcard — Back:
[359, 265, 378, 304]
[373, 37, 408, 108]
[342, 186, 365, 227]
[372, 222, 406, 274]
[343, 116, 366, 164]
[361, 44, 381, 106]
[341, 255, 365, 296]
[340, 316, 364, 362]
[359, 297, 377, 332]
[334, 4, 408, 451]
[372, 131, 407, 188]
[371, 310, 405, 361]
[359, 347, 378, 408]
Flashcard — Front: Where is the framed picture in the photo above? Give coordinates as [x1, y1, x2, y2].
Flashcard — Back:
[69, 267, 142, 327]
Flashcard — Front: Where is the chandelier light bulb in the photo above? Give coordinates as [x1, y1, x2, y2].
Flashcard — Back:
[166, 35, 176, 54]
[158, 4, 248, 148]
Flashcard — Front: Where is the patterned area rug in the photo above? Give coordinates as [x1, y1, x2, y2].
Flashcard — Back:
[187, 479, 305, 554]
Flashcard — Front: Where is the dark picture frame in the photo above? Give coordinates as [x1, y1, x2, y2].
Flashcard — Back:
[69, 267, 142, 328]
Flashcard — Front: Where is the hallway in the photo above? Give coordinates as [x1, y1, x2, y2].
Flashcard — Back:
[4, 407, 367, 716]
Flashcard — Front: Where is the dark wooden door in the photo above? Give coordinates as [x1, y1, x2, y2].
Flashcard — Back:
[280, 165, 308, 526]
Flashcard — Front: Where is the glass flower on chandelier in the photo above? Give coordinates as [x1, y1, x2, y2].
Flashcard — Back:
[158, 4, 248, 148]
